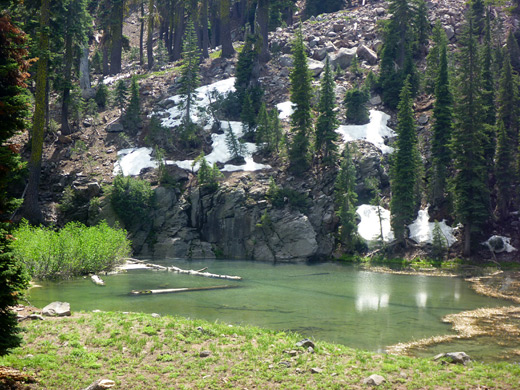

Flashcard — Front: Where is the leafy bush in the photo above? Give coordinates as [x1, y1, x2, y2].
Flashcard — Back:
[108, 175, 154, 227]
[11, 220, 131, 279]
[266, 177, 310, 211]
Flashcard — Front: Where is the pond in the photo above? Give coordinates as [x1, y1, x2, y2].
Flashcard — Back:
[27, 259, 514, 360]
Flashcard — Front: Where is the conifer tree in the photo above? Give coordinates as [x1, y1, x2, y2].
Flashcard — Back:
[430, 40, 453, 207]
[179, 17, 200, 129]
[0, 13, 30, 355]
[95, 82, 110, 109]
[481, 11, 496, 170]
[288, 26, 313, 174]
[451, 11, 489, 256]
[315, 57, 339, 165]
[495, 121, 514, 221]
[123, 76, 141, 134]
[335, 144, 360, 252]
[344, 87, 370, 125]
[424, 21, 448, 94]
[220, 0, 235, 58]
[390, 77, 420, 244]
[114, 79, 128, 113]
[431, 221, 447, 260]
[225, 124, 246, 160]
[506, 30, 520, 71]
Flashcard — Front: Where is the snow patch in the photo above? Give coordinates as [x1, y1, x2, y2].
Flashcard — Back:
[482, 235, 517, 253]
[336, 110, 396, 154]
[103, 73, 132, 85]
[356, 204, 394, 243]
[113, 147, 158, 176]
[158, 77, 236, 129]
[276, 101, 295, 120]
[168, 121, 271, 172]
[408, 207, 456, 247]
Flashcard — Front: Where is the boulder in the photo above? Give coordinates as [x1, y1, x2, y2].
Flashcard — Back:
[313, 47, 328, 61]
[434, 352, 471, 365]
[106, 123, 124, 133]
[444, 25, 455, 40]
[357, 44, 378, 65]
[363, 374, 386, 386]
[369, 95, 382, 105]
[329, 48, 356, 70]
[296, 338, 315, 348]
[279, 54, 293, 68]
[42, 302, 71, 317]
[308, 59, 325, 77]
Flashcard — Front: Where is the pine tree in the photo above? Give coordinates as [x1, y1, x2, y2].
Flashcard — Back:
[481, 11, 496, 170]
[123, 75, 141, 134]
[390, 77, 420, 244]
[344, 87, 370, 125]
[495, 121, 514, 221]
[506, 30, 520, 71]
[414, 0, 430, 56]
[430, 40, 453, 207]
[114, 79, 128, 113]
[424, 21, 448, 94]
[451, 11, 489, 256]
[241, 92, 257, 140]
[179, 17, 200, 129]
[431, 221, 447, 260]
[335, 144, 360, 252]
[95, 82, 110, 109]
[288, 26, 313, 174]
[220, 0, 235, 58]
[315, 57, 339, 165]
[0, 13, 31, 356]
[225, 124, 246, 160]
[256, 103, 271, 153]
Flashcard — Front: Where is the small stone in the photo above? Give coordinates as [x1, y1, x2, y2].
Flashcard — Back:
[92, 309, 102, 313]
[307, 346, 315, 354]
[369, 95, 382, 105]
[278, 361, 291, 368]
[363, 374, 386, 386]
[311, 367, 323, 374]
[375, 7, 386, 16]
[418, 114, 429, 125]
[285, 350, 298, 357]
[199, 350, 211, 358]
[296, 338, 315, 349]
[196, 326, 204, 332]
[151, 313, 161, 318]
[42, 302, 71, 317]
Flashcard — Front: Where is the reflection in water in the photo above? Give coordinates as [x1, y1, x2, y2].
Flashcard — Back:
[356, 293, 390, 311]
[415, 292, 428, 308]
[355, 271, 390, 312]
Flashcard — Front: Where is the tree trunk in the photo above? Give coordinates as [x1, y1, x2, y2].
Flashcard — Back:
[23, 0, 50, 225]
[110, 0, 124, 75]
[101, 34, 110, 76]
[201, 0, 209, 58]
[139, 1, 145, 66]
[79, 45, 91, 92]
[463, 223, 472, 257]
[147, 0, 155, 70]
[172, 1, 184, 61]
[256, 0, 270, 63]
[220, 0, 235, 57]
[61, 8, 74, 135]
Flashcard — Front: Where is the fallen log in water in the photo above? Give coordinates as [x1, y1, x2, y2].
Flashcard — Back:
[131, 285, 238, 295]
[122, 258, 242, 280]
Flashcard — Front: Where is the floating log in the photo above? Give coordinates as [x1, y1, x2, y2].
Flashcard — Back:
[131, 285, 238, 295]
[91, 275, 105, 286]
[122, 258, 242, 280]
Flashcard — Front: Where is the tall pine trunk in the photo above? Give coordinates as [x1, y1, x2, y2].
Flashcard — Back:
[147, 0, 154, 70]
[220, 0, 235, 58]
[140, 1, 145, 66]
[201, 0, 209, 58]
[256, 0, 270, 63]
[172, 1, 184, 61]
[24, 0, 50, 224]
[110, 0, 124, 75]
[61, 7, 74, 135]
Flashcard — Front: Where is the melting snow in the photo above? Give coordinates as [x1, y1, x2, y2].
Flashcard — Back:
[169, 121, 271, 172]
[276, 101, 295, 120]
[113, 147, 158, 176]
[482, 236, 517, 253]
[336, 110, 396, 154]
[408, 207, 456, 247]
[356, 204, 395, 243]
[158, 77, 236, 129]
[103, 72, 132, 85]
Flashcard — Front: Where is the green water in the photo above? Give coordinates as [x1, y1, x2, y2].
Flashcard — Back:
[28, 260, 512, 355]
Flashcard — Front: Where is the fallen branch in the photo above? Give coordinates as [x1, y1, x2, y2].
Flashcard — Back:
[82, 379, 115, 390]
[131, 285, 238, 295]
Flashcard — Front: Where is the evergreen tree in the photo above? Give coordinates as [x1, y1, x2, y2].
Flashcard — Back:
[344, 87, 370, 125]
[305, 0, 344, 17]
[414, 0, 430, 55]
[123, 75, 141, 134]
[497, 53, 518, 143]
[390, 77, 420, 244]
[194, 153, 223, 192]
[95, 82, 110, 109]
[114, 79, 128, 113]
[431, 221, 447, 260]
[0, 13, 31, 356]
[335, 144, 360, 252]
[495, 121, 514, 221]
[481, 11, 496, 170]
[424, 21, 448, 94]
[241, 91, 257, 140]
[451, 11, 489, 256]
[225, 124, 246, 160]
[179, 17, 200, 129]
[220, 0, 235, 58]
[288, 26, 313, 174]
[506, 30, 520, 71]
[430, 40, 453, 207]
[315, 57, 339, 165]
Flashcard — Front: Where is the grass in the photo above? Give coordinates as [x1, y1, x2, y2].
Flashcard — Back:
[1, 311, 519, 389]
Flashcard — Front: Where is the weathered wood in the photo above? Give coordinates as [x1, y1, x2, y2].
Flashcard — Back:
[91, 275, 105, 286]
[82, 379, 115, 390]
[131, 285, 238, 295]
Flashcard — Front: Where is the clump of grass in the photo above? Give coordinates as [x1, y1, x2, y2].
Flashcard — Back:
[11, 220, 131, 279]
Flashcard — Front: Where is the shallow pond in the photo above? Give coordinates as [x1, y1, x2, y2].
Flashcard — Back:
[28, 260, 514, 359]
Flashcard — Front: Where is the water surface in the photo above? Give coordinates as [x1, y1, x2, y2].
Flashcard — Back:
[28, 260, 511, 354]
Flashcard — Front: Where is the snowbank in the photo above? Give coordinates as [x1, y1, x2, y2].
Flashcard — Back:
[356, 204, 394, 243]
[336, 110, 396, 154]
[482, 236, 517, 253]
[113, 147, 158, 176]
[276, 101, 295, 120]
[408, 207, 456, 247]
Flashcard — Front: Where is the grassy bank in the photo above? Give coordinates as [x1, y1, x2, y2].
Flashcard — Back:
[1, 311, 519, 389]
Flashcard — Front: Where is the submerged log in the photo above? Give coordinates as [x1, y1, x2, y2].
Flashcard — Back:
[91, 275, 105, 286]
[131, 285, 238, 295]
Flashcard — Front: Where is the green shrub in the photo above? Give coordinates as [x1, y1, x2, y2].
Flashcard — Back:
[11, 220, 131, 279]
[108, 175, 154, 227]
[95, 83, 110, 109]
[266, 177, 310, 212]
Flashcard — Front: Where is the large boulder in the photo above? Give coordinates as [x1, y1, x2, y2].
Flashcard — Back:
[356, 44, 378, 65]
[329, 48, 356, 70]
[308, 59, 325, 77]
[42, 302, 71, 317]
